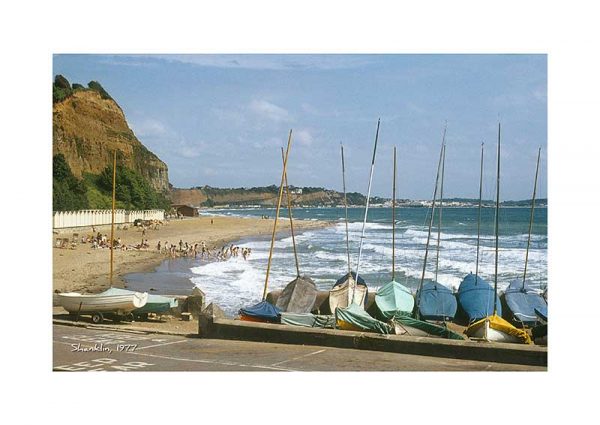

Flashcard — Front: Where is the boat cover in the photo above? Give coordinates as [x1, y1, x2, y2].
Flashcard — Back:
[465, 314, 532, 344]
[275, 275, 318, 313]
[334, 271, 366, 288]
[280, 312, 335, 328]
[239, 300, 281, 323]
[503, 279, 548, 326]
[100, 287, 177, 313]
[391, 315, 464, 340]
[457, 273, 501, 322]
[335, 303, 392, 334]
[416, 281, 457, 321]
[375, 280, 414, 320]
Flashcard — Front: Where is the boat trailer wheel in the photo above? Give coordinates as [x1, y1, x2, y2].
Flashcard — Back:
[91, 312, 104, 324]
[125, 313, 135, 322]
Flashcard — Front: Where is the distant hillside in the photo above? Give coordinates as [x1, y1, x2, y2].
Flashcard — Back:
[169, 186, 547, 208]
[170, 185, 385, 207]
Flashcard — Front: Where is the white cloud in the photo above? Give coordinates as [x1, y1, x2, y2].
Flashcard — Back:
[145, 54, 374, 71]
[249, 99, 292, 122]
[131, 118, 170, 138]
[295, 129, 314, 146]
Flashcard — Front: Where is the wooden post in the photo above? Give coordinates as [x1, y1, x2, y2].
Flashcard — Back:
[262, 130, 293, 301]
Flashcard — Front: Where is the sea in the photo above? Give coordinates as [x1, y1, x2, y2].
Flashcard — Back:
[123, 206, 547, 317]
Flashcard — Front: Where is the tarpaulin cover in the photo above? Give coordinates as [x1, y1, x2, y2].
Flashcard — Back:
[335, 303, 392, 334]
[465, 314, 532, 344]
[391, 315, 464, 340]
[416, 281, 457, 321]
[334, 271, 366, 288]
[375, 280, 414, 320]
[100, 287, 177, 313]
[503, 279, 548, 326]
[275, 275, 318, 313]
[457, 273, 501, 322]
[239, 300, 281, 323]
[280, 312, 335, 328]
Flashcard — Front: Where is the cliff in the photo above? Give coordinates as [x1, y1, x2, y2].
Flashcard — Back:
[53, 87, 169, 192]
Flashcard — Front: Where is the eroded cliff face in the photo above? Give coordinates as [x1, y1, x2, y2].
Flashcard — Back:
[53, 90, 169, 192]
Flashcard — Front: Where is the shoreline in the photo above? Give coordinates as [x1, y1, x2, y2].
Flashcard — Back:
[53, 215, 331, 295]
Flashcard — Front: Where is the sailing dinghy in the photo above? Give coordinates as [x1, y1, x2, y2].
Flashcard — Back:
[464, 124, 531, 344]
[457, 144, 501, 323]
[274, 147, 318, 314]
[334, 120, 388, 334]
[238, 130, 293, 323]
[328, 144, 369, 314]
[502, 147, 547, 327]
[374, 146, 414, 320]
[415, 133, 457, 322]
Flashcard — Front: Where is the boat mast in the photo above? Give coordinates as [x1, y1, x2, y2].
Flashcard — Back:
[392, 146, 397, 281]
[281, 147, 300, 277]
[493, 123, 501, 316]
[262, 130, 293, 301]
[415, 125, 446, 317]
[341, 143, 351, 276]
[109, 150, 116, 285]
[434, 142, 446, 281]
[522, 147, 541, 289]
[475, 142, 484, 283]
[353, 118, 380, 303]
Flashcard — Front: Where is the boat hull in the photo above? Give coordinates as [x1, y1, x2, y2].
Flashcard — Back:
[465, 314, 532, 344]
[457, 273, 501, 323]
[416, 281, 457, 321]
[58, 291, 148, 314]
[374, 280, 414, 321]
[502, 279, 547, 327]
[275, 275, 318, 313]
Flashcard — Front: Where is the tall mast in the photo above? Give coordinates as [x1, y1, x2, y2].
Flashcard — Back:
[475, 142, 484, 283]
[415, 125, 446, 317]
[434, 143, 446, 281]
[392, 146, 397, 281]
[281, 147, 300, 277]
[522, 147, 541, 289]
[262, 130, 293, 301]
[341, 144, 351, 276]
[109, 150, 116, 285]
[353, 118, 380, 303]
[493, 123, 501, 316]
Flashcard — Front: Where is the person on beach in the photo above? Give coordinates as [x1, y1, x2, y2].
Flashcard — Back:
[157, 241, 161, 251]
[179, 239, 183, 252]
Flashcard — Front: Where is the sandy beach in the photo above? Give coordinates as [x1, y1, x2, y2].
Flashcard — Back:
[53, 215, 329, 294]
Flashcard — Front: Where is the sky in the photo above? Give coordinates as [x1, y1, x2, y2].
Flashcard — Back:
[53, 54, 547, 200]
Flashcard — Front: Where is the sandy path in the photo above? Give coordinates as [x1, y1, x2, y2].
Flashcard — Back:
[53, 215, 329, 294]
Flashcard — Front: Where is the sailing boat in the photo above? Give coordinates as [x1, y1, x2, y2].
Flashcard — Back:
[238, 131, 293, 323]
[328, 143, 368, 314]
[457, 143, 501, 323]
[414, 130, 457, 322]
[334, 120, 393, 334]
[275, 148, 318, 316]
[502, 147, 547, 327]
[465, 124, 532, 344]
[374, 146, 414, 320]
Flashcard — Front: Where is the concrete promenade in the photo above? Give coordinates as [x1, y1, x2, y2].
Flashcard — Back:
[53, 323, 546, 371]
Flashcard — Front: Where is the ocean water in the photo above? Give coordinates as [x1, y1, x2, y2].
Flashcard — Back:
[189, 206, 547, 316]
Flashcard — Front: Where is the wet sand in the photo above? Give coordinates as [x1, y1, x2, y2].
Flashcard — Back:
[52, 215, 329, 295]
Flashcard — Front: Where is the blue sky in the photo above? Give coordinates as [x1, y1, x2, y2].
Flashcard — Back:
[53, 54, 546, 200]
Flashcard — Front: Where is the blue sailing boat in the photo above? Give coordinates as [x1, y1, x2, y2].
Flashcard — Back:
[457, 144, 501, 323]
[415, 134, 457, 322]
[502, 147, 547, 327]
